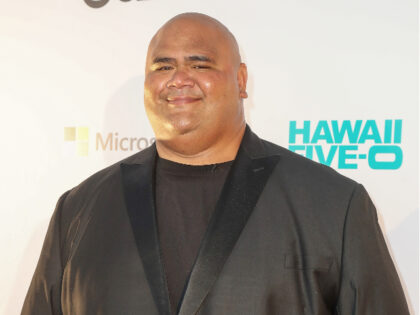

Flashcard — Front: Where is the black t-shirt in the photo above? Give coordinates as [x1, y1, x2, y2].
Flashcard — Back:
[155, 157, 233, 314]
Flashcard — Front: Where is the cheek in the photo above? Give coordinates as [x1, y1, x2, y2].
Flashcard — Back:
[145, 75, 168, 99]
[202, 81, 212, 91]
[199, 72, 230, 98]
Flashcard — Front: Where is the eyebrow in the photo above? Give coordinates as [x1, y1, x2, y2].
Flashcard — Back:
[186, 55, 214, 63]
[152, 57, 175, 64]
[152, 55, 214, 64]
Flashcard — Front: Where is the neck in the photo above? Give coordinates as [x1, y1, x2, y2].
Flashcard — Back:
[155, 123, 246, 165]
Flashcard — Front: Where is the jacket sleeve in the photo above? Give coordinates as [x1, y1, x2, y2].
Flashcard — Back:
[21, 191, 70, 315]
[335, 184, 410, 314]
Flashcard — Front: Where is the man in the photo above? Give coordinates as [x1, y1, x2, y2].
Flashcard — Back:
[22, 12, 409, 315]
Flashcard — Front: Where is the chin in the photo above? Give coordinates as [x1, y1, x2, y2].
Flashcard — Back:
[172, 124, 198, 136]
[166, 117, 201, 136]
[152, 122, 196, 141]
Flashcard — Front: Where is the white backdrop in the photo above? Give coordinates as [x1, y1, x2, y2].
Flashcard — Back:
[1, 0, 418, 314]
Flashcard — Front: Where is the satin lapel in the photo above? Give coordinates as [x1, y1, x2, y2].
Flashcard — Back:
[178, 146, 280, 315]
[120, 157, 171, 315]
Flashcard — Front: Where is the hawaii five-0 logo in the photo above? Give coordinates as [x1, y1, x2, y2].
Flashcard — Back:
[288, 120, 403, 170]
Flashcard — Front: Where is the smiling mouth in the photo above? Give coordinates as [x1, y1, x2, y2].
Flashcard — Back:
[166, 96, 201, 105]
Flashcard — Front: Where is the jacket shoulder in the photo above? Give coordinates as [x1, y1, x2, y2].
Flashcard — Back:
[56, 147, 154, 256]
[261, 138, 358, 196]
[66, 146, 153, 200]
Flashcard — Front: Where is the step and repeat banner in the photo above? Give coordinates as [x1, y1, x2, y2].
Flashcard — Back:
[1, 0, 418, 314]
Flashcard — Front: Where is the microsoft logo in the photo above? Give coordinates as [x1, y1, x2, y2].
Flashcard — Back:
[63, 126, 155, 157]
[64, 127, 89, 156]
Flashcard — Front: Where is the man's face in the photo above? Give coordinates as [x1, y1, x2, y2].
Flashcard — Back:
[144, 18, 246, 142]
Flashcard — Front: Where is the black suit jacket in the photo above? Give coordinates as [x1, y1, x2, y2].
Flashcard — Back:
[22, 127, 409, 315]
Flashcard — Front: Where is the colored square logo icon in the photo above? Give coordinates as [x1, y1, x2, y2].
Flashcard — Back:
[64, 127, 76, 141]
[77, 127, 89, 141]
[63, 126, 89, 156]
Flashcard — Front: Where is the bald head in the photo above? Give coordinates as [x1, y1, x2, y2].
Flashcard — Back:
[147, 13, 242, 68]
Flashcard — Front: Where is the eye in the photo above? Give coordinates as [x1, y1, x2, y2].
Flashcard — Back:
[192, 65, 210, 69]
[155, 65, 173, 71]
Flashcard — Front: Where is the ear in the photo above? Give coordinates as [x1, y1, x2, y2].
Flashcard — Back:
[237, 63, 248, 99]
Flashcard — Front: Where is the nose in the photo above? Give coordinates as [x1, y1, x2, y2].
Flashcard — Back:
[166, 69, 194, 89]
